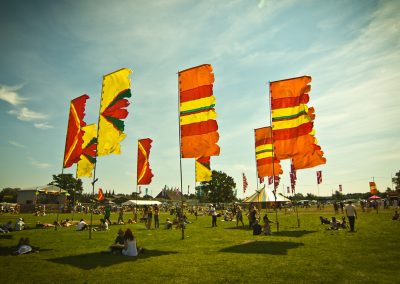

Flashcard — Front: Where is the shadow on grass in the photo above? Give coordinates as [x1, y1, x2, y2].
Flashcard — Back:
[47, 249, 178, 270]
[225, 226, 251, 231]
[0, 234, 14, 239]
[220, 241, 304, 255]
[274, 230, 318, 237]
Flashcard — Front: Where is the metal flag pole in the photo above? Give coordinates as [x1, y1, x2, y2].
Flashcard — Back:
[268, 81, 279, 232]
[177, 70, 185, 240]
[253, 129, 259, 192]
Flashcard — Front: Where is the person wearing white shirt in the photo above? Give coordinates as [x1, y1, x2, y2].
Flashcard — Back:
[345, 201, 357, 232]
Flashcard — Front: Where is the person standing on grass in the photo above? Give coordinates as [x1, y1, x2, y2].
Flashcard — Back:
[236, 205, 244, 227]
[117, 207, 124, 224]
[153, 205, 160, 229]
[345, 201, 357, 232]
[146, 206, 153, 230]
[104, 206, 111, 225]
[210, 204, 217, 227]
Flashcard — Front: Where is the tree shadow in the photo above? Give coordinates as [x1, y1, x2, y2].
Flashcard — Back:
[225, 226, 251, 231]
[47, 249, 178, 270]
[220, 241, 304, 255]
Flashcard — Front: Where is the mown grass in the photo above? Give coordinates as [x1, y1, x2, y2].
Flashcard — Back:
[0, 207, 399, 283]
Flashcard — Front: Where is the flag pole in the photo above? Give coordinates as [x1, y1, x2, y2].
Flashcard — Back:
[254, 129, 259, 192]
[177, 70, 185, 240]
[268, 81, 279, 232]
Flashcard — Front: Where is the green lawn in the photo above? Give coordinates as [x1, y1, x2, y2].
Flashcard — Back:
[1, 207, 399, 283]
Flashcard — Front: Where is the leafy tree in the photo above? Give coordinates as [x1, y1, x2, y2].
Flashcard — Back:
[306, 193, 317, 200]
[393, 170, 400, 192]
[332, 190, 344, 200]
[48, 174, 83, 199]
[0, 188, 19, 203]
[291, 193, 304, 201]
[196, 170, 236, 204]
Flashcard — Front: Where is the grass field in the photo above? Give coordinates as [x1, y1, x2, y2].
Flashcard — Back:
[1, 207, 399, 283]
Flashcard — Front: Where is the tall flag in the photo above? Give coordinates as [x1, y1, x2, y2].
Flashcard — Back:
[97, 68, 132, 156]
[137, 138, 154, 185]
[369, 182, 377, 194]
[339, 184, 343, 192]
[316, 170, 322, 184]
[63, 95, 89, 168]
[196, 157, 212, 182]
[179, 64, 220, 158]
[98, 188, 105, 201]
[242, 173, 248, 193]
[254, 127, 282, 178]
[270, 76, 326, 169]
[77, 124, 97, 178]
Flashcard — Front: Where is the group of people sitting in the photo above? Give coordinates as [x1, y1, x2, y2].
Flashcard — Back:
[252, 214, 273, 236]
[108, 228, 143, 256]
[320, 216, 347, 230]
[0, 218, 26, 233]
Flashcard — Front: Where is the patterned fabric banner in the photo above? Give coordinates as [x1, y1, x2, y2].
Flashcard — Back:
[77, 124, 97, 178]
[137, 138, 154, 185]
[196, 156, 212, 182]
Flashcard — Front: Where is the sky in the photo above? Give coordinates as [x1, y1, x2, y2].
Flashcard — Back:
[0, 0, 399, 199]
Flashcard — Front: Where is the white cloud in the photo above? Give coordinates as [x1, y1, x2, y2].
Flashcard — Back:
[34, 122, 53, 130]
[29, 157, 52, 169]
[8, 107, 48, 121]
[8, 140, 26, 148]
[0, 85, 27, 106]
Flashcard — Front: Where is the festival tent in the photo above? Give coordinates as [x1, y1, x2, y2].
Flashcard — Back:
[122, 200, 162, 206]
[368, 195, 381, 200]
[243, 186, 291, 203]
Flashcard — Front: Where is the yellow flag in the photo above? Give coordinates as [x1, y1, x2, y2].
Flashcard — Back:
[77, 124, 97, 178]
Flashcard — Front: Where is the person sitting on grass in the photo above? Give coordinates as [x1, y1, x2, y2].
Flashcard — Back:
[109, 229, 125, 254]
[392, 210, 399, 220]
[60, 219, 72, 227]
[14, 237, 38, 255]
[36, 221, 55, 229]
[340, 217, 348, 229]
[122, 228, 140, 257]
[93, 219, 109, 231]
[76, 219, 88, 231]
[320, 216, 330, 225]
[252, 220, 262, 235]
[263, 214, 273, 235]
[15, 218, 25, 231]
[164, 218, 173, 229]
[329, 217, 339, 230]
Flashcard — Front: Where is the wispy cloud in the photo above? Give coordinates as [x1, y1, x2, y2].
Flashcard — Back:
[34, 122, 53, 129]
[0, 84, 27, 106]
[8, 140, 26, 148]
[28, 157, 52, 169]
[8, 107, 48, 121]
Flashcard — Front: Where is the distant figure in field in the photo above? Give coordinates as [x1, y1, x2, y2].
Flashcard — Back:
[392, 210, 399, 220]
[146, 206, 153, 230]
[122, 228, 138, 257]
[104, 206, 111, 225]
[248, 205, 258, 229]
[117, 207, 124, 224]
[345, 201, 357, 232]
[340, 217, 348, 229]
[210, 204, 217, 227]
[154, 205, 160, 229]
[263, 214, 272, 235]
[330, 217, 339, 230]
[15, 218, 25, 231]
[164, 218, 173, 229]
[76, 219, 88, 231]
[109, 229, 125, 254]
[252, 220, 262, 235]
[320, 216, 330, 225]
[236, 206, 244, 227]
[333, 202, 339, 214]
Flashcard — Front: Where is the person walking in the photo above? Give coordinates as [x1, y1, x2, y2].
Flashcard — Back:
[153, 205, 159, 229]
[104, 206, 111, 225]
[345, 201, 357, 232]
[236, 206, 244, 227]
[210, 204, 217, 227]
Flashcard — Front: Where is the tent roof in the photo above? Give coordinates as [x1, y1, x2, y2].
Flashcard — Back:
[243, 186, 291, 203]
[18, 185, 66, 193]
[122, 200, 162, 206]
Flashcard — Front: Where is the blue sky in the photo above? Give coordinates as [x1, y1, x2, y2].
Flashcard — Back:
[0, 0, 399, 198]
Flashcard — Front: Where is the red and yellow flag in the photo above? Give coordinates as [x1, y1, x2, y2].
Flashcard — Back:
[137, 138, 154, 185]
[369, 182, 377, 194]
[195, 157, 212, 182]
[97, 68, 132, 156]
[63, 95, 89, 168]
[254, 127, 282, 178]
[76, 124, 97, 178]
[179, 64, 220, 158]
[270, 76, 326, 169]
[98, 188, 105, 201]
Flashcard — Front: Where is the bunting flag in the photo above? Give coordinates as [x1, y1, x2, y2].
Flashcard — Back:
[242, 173, 248, 193]
[63, 95, 89, 168]
[270, 76, 326, 169]
[98, 188, 105, 201]
[137, 138, 154, 185]
[316, 170, 322, 184]
[255, 127, 283, 178]
[290, 162, 297, 194]
[196, 156, 212, 182]
[97, 68, 132, 156]
[339, 184, 343, 192]
[77, 124, 97, 178]
[179, 64, 220, 158]
[369, 181, 377, 194]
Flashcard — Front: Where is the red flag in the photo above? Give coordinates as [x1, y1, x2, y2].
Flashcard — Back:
[254, 127, 282, 178]
[369, 182, 377, 194]
[137, 138, 154, 185]
[259, 177, 264, 184]
[242, 173, 248, 193]
[317, 171, 322, 184]
[268, 176, 273, 185]
[63, 95, 89, 168]
[98, 188, 105, 201]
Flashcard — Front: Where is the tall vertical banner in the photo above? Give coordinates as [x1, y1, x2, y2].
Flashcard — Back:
[179, 64, 220, 158]
[243, 173, 248, 193]
[77, 124, 97, 178]
[369, 182, 377, 194]
[196, 157, 212, 182]
[270, 76, 326, 169]
[63, 95, 89, 168]
[254, 127, 282, 178]
[316, 170, 322, 184]
[137, 138, 154, 185]
[97, 68, 132, 156]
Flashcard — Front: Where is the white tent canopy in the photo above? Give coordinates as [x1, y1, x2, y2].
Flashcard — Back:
[122, 200, 162, 206]
[243, 185, 291, 203]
